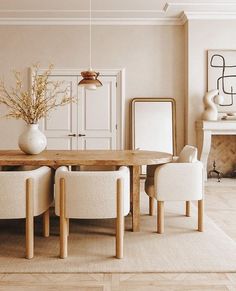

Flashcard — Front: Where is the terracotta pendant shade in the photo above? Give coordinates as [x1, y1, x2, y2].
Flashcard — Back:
[78, 70, 103, 90]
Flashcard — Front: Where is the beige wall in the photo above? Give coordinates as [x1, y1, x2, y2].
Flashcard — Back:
[0, 25, 185, 151]
[186, 19, 236, 145]
[1, 21, 236, 153]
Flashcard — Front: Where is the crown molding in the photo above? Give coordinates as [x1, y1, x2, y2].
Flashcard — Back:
[184, 11, 236, 21]
[1, 2, 236, 26]
[179, 13, 188, 25]
[0, 17, 182, 26]
[0, 9, 165, 13]
[167, 2, 236, 9]
[2, 14, 236, 26]
[1, 3, 236, 15]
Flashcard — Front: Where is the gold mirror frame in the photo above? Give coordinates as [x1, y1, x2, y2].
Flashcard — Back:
[131, 97, 177, 156]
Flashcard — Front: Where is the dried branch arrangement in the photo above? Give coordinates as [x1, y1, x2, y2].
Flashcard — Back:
[0, 64, 75, 124]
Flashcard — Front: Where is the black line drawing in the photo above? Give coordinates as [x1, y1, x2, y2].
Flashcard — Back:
[210, 53, 236, 107]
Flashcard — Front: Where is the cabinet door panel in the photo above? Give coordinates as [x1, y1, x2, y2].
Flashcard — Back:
[78, 76, 117, 150]
[40, 75, 117, 150]
[45, 137, 73, 150]
[84, 86, 111, 131]
[82, 138, 111, 150]
[40, 76, 78, 150]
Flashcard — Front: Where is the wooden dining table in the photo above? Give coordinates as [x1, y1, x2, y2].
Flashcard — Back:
[0, 150, 172, 232]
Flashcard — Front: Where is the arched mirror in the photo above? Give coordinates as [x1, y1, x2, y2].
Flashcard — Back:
[131, 98, 176, 174]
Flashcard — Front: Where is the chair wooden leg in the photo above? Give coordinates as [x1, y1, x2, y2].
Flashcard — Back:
[149, 197, 155, 216]
[186, 201, 190, 217]
[60, 178, 68, 259]
[157, 201, 164, 234]
[43, 209, 50, 237]
[26, 178, 34, 259]
[116, 178, 124, 259]
[198, 199, 204, 232]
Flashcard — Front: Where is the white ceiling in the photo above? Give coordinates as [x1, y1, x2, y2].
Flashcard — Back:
[0, 1, 236, 25]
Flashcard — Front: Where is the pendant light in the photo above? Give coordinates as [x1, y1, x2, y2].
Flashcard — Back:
[78, 0, 102, 90]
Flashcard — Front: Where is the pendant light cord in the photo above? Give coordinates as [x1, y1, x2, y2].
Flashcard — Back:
[89, 0, 92, 71]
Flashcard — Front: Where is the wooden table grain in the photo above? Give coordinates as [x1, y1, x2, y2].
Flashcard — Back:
[0, 150, 172, 231]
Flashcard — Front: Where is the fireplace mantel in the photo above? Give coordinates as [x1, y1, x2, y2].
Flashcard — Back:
[196, 120, 236, 180]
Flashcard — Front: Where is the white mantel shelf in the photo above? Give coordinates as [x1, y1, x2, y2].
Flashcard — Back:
[196, 120, 236, 180]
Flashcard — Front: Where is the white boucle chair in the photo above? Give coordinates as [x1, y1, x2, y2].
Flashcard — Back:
[0, 166, 53, 259]
[145, 145, 204, 233]
[55, 166, 130, 259]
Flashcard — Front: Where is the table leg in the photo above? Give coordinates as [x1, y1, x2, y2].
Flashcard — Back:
[130, 165, 140, 232]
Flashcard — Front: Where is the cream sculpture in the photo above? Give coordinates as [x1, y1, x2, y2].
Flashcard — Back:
[202, 89, 224, 121]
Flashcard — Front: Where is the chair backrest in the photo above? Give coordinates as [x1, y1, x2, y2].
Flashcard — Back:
[55, 166, 130, 219]
[0, 166, 53, 219]
[177, 145, 198, 163]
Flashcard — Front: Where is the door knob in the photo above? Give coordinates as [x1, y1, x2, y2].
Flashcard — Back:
[78, 134, 86, 137]
[68, 133, 76, 137]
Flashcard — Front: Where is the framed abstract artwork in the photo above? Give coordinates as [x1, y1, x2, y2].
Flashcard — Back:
[208, 50, 236, 113]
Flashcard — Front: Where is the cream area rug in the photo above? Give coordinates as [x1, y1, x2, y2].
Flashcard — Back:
[0, 191, 236, 273]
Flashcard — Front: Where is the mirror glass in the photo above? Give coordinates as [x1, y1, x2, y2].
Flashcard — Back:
[131, 98, 176, 173]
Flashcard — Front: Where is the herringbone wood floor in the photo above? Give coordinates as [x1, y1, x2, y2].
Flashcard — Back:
[0, 179, 236, 291]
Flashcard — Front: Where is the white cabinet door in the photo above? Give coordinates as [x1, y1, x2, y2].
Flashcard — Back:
[40, 76, 78, 150]
[41, 75, 117, 150]
[77, 76, 117, 150]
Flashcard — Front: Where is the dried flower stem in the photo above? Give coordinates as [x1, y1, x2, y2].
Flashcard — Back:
[0, 64, 75, 124]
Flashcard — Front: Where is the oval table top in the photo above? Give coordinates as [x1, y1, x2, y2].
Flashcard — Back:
[0, 150, 173, 167]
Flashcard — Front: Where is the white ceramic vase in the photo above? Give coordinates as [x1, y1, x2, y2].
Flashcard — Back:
[18, 124, 47, 155]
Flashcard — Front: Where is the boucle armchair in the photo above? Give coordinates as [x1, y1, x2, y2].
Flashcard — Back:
[145, 145, 204, 233]
[55, 166, 130, 259]
[0, 166, 53, 259]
